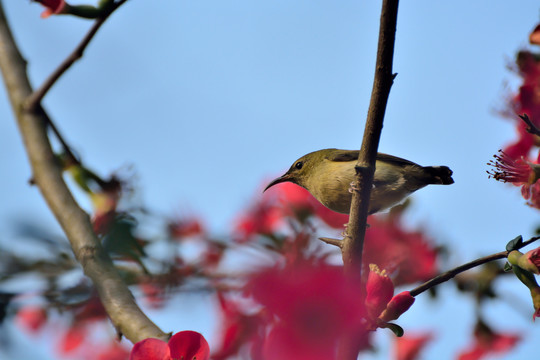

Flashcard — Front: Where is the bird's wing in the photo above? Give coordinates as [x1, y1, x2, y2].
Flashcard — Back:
[325, 150, 359, 162]
[326, 150, 420, 167]
[376, 153, 420, 167]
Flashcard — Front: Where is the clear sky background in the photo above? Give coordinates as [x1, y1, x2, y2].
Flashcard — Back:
[2, 1, 540, 359]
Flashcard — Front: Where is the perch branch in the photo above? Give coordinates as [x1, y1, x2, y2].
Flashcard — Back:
[341, 0, 399, 274]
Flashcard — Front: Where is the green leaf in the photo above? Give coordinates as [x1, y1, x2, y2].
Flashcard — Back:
[503, 262, 513, 272]
[506, 235, 523, 252]
[383, 322, 404, 337]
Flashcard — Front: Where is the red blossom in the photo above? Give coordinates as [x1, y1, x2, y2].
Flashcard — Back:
[247, 260, 369, 360]
[488, 150, 540, 209]
[58, 325, 87, 354]
[130, 331, 210, 360]
[15, 306, 47, 333]
[233, 196, 282, 243]
[363, 211, 438, 286]
[394, 333, 432, 360]
[521, 180, 540, 209]
[457, 320, 520, 360]
[140, 282, 166, 309]
[201, 241, 225, 269]
[168, 218, 204, 239]
[487, 150, 538, 184]
[499, 49, 540, 160]
[212, 293, 266, 360]
[94, 343, 130, 360]
[365, 265, 394, 320]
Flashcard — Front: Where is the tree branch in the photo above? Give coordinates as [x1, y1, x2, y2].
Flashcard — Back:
[410, 236, 540, 297]
[23, 0, 128, 112]
[0, 0, 166, 343]
[519, 113, 540, 137]
[342, 0, 399, 273]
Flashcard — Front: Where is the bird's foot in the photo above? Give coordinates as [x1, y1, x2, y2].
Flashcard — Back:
[348, 181, 360, 194]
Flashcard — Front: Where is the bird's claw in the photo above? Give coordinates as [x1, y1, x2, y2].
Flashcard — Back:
[348, 181, 360, 194]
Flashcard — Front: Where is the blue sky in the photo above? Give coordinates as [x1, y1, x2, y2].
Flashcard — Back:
[1, 1, 540, 359]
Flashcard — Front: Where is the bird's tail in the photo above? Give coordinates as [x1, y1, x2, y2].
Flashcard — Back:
[422, 166, 454, 185]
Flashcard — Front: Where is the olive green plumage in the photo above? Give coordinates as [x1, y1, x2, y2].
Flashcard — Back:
[265, 148, 454, 214]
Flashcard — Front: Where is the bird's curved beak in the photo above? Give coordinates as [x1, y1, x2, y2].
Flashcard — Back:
[263, 173, 291, 192]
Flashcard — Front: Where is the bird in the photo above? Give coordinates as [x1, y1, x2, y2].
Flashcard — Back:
[264, 148, 454, 214]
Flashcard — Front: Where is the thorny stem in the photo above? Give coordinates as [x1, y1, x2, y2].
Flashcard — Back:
[341, 0, 399, 276]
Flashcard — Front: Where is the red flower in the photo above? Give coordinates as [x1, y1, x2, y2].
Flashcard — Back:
[233, 195, 282, 243]
[212, 293, 266, 360]
[35, 0, 68, 18]
[365, 265, 394, 320]
[168, 218, 204, 239]
[487, 150, 539, 184]
[58, 325, 87, 354]
[488, 150, 540, 209]
[247, 260, 368, 360]
[363, 211, 438, 286]
[499, 49, 540, 160]
[521, 179, 540, 209]
[457, 320, 520, 360]
[364, 265, 415, 324]
[15, 306, 47, 333]
[394, 333, 432, 360]
[130, 331, 210, 360]
[140, 282, 166, 309]
[95, 343, 130, 360]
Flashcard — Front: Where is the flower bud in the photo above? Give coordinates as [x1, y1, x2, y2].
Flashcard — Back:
[380, 291, 415, 322]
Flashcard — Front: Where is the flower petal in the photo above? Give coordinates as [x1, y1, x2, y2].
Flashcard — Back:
[130, 338, 170, 360]
[168, 331, 210, 360]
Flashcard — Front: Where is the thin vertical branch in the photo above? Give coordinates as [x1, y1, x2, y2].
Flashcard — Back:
[338, 2, 399, 357]
[0, 1, 166, 343]
[342, 0, 399, 274]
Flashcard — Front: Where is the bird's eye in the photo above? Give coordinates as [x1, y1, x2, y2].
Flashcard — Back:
[295, 161, 303, 170]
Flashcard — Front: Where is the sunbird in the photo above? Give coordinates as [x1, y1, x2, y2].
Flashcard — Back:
[265, 149, 454, 214]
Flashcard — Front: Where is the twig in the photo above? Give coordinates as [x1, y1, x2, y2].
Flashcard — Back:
[410, 236, 540, 297]
[341, 0, 399, 274]
[519, 114, 540, 137]
[0, 1, 166, 343]
[43, 111, 80, 164]
[24, 0, 128, 112]
[319, 237, 343, 248]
